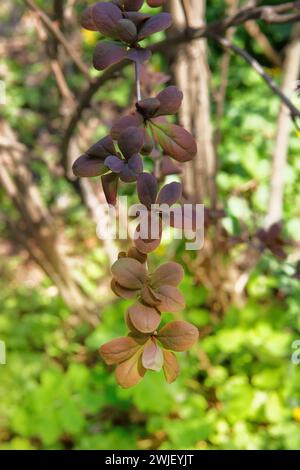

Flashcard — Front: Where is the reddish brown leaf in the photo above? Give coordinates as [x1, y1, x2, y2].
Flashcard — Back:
[158, 321, 199, 352]
[115, 350, 146, 388]
[155, 86, 183, 117]
[163, 350, 180, 384]
[93, 41, 127, 70]
[134, 232, 162, 254]
[142, 339, 164, 371]
[156, 285, 185, 312]
[100, 337, 141, 365]
[127, 247, 148, 264]
[151, 262, 184, 288]
[128, 302, 161, 334]
[111, 257, 147, 289]
[138, 12, 172, 40]
[150, 121, 197, 162]
[140, 284, 161, 307]
[111, 279, 139, 300]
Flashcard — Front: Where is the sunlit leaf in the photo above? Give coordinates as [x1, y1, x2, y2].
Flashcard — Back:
[151, 262, 184, 288]
[112, 257, 147, 289]
[115, 350, 146, 388]
[155, 86, 183, 117]
[158, 321, 199, 351]
[128, 302, 161, 333]
[150, 121, 197, 162]
[163, 350, 180, 384]
[100, 337, 141, 365]
[138, 13, 172, 41]
[156, 285, 185, 312]
[142, 339, 164, 371]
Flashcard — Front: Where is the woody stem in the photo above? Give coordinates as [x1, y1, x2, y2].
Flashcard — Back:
[134, 61, 142, 102]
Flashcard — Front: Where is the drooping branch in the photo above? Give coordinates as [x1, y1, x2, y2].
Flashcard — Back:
[60, 1, 300, 165]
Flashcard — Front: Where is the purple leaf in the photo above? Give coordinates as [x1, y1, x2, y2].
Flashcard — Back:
[157, 181, 182, 206]
[137, 173, 158, 208]
[138, 12, 172, 40]
[81, 6, 98, 31]
[104, 155, 125, 173]
[141, 129, 154, 155]
[116, 19, 137, 43]
[111, 113, 143, 140]
[118, 126, 144, 159]
[87, 135, 116, 159]
[93, 41, 127, 71]
[127, 154, 143, 175]
[72, 154, 108, 178]
[147, 0, 167, 6]
[101, 172, 119, 206]
[160, 156, 182, 177]
[136, 97, 160, 119]
[155, 86, 183, 117]
[120, 165, 138, 183]
[92, 2, 123, 38]
[123, 12, 151, 26]
[150, 121, 197, 162]
[123, 0, 144, 11]
[142, 339, 164, 371]
[127, 47, 152, 64]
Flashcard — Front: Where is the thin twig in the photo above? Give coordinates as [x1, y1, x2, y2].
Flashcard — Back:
[24, 0, 91, 80]
[211, 33, 300, 121]
[135, 61, 142, 102]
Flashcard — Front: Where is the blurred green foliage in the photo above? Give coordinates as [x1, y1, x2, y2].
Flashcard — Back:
[1, 0, 300, 451]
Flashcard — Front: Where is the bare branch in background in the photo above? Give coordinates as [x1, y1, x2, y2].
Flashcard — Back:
[211, 34, 300, 121]
[24, 0, 91, 80]
[265, 25, 300, 228]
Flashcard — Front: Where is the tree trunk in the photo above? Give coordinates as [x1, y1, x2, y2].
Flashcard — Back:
[265, 25, 300, 228]
[0, 119, 98, 325]
[167, 0, 217, 206]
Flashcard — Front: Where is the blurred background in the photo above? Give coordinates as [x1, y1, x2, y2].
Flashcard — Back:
[1, 0, 300, 450]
